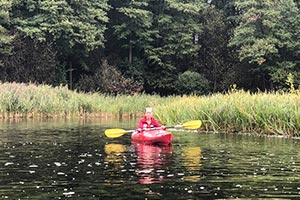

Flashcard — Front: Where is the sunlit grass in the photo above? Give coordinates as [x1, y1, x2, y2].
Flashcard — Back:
[155, 90, 300, 136]
[0, 82, 172, 119]
[0, 82, 300, 136]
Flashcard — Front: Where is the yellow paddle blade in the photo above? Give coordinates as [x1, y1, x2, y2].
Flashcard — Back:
[104, 128, 130, 138]
[181, 120, 202, 130]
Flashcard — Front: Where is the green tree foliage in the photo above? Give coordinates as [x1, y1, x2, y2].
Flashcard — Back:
[0, 0, 13, 65]
[12, 0, 109, 51]
[10, 0, 110, 88]
[2, 0, 300, 95]
[144, 0, 205, 94]
[111, 0, 153, 63]
[269, 61, 300, 90]
[118, 58, 145, 85]
[176, 71, 209, 95]
[197, 5, 235, 92]
[146, 0, 203, 64]
[229, 0, 300, 90]
[76, 59, 142, 95]
[0, 35, 59, 84]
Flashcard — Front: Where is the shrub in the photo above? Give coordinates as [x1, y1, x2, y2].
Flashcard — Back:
[76, 59, 143, 95]
[176, 71, 210, 95]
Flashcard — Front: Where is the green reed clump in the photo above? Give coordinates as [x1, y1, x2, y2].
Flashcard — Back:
[1, 82, 300, 136]
[0, 82, 172, 118]
[0, 83, 79, 117]
[155, 90, 300, 136]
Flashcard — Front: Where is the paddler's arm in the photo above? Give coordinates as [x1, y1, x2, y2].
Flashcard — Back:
[151, 118, 166, 130]
[137, 117, 145, 129]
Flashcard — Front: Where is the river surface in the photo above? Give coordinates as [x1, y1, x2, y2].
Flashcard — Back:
[1, 119, 300, 199]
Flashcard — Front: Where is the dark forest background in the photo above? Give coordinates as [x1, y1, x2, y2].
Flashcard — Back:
[1, 0, 300, 95]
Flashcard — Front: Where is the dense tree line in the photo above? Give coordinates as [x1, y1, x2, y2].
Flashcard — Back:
[1, 0, 300, 95]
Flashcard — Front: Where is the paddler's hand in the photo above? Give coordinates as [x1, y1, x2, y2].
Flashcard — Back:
[161, 126, 166, 130]
[137, 128, 142, 132]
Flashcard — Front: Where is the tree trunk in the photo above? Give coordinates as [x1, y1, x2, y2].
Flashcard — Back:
[129, 40, 132, 64]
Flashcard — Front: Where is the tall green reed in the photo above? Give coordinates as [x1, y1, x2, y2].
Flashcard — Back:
[1, 82, 300, 136]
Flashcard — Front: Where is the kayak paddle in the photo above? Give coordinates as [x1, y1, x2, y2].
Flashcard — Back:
[104, 128, 137, 138]
[171, 120, 202, 130]
[104, 120, 202, 138]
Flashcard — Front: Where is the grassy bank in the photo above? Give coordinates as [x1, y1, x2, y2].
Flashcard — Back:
[155, 90, 300, 136]
[1, 82, 299, 136]
[0, 82, 164, 119]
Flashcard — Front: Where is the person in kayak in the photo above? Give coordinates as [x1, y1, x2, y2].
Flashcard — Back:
[137, 107, 165, 131]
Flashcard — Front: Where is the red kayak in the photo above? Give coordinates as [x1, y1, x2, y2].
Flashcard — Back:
[131, 129, 173, 145]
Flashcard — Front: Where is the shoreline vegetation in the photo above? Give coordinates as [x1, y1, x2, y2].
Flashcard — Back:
[1, 82, 300, 137]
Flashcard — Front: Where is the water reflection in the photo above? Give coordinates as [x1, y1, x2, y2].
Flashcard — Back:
[104, 142, 173, 185]
[104, 143, 127, 164]
[181, 146, 202, 182]
[133, 143, 173, 184]
[2, 119, 300, 199]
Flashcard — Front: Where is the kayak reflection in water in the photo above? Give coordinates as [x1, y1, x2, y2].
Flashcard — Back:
[133, 143, 173, 184]
[137, 107, 165, 131]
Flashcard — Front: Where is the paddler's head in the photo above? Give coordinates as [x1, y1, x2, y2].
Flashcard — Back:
[145, 107, 153, 119]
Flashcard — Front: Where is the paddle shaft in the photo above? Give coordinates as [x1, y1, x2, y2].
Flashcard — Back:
[104, 120, 201, 138]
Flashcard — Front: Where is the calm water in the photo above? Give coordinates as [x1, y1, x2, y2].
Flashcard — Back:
[1, 119, 300, 199]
